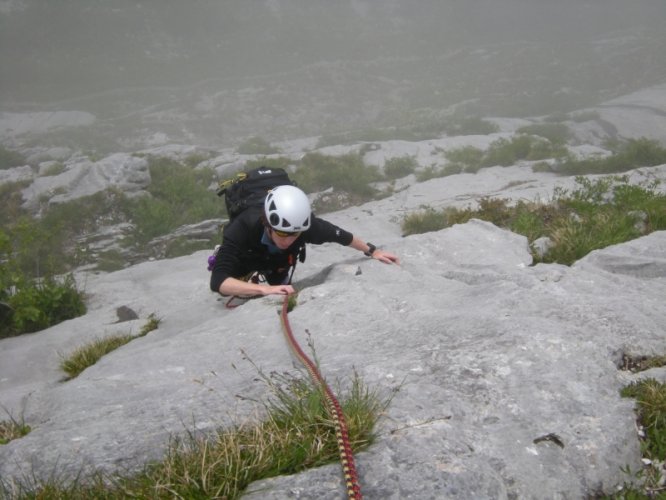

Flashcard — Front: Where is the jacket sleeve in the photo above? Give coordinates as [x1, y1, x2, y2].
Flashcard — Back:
[209, 216, 254, 293]
[304, 215, 354, 246]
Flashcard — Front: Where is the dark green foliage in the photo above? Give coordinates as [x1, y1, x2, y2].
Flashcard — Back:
[128, 157, 225, 242]
[293, 152, 381, 200]
[384, 156, 417, 179]
[0, 146, 27, 170]
[444, 145, 484, 172]
[0, 274, 86, 338]
[482, 135, 561, 167]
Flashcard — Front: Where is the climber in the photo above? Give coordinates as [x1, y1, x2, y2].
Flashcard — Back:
[209, 184, 399, 297]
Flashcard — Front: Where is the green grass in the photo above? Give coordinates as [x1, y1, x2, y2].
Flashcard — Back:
[59, 313, 161, 379]
[5, 368, 387, 499]
[402, 175, 666, 266]
[0, 412, 31, 445]
[556, 138, 666, 176]
[607, 374, 666, 499]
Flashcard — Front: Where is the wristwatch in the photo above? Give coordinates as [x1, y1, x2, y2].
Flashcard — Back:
[364, 242, 377, 257]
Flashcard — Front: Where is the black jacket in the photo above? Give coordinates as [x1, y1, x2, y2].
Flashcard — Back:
[209, 207, 353, 292]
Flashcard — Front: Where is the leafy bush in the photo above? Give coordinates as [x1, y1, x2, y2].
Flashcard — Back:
[482, 135, 559, 167]
[293, 152, 381, 200]
[236, 136, 281, 155]
[0, 145, 26, 170]
[128, 157, 225, 243]
[384, 156, 417, 179]
[0, 275, 86, 338]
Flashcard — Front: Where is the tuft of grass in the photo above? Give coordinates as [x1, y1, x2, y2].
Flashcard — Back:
[60, 333, 136, 379]
[0, 414, 31, 445]
[6, 369, 388, 499]
[59, 314, 161, 379]
[138, 313, 161, 336]
[611, 378, 666, 498]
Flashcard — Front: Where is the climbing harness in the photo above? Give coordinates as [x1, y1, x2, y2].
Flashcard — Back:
[278, 295, 363, 500]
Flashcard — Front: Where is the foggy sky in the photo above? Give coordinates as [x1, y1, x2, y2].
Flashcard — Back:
[1, 0, 664, 103]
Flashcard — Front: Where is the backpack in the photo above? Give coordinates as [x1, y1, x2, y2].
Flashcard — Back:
[210, 165, 306, 275]
[216, 166, 295, 221]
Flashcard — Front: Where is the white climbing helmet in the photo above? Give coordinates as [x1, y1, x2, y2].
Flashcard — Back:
[264, 185, 311, 233]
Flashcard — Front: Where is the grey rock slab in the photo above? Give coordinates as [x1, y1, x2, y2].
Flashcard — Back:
[1, 220, 665, 498]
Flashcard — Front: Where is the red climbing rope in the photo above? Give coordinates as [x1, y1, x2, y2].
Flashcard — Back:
[279, 295, 363, 500]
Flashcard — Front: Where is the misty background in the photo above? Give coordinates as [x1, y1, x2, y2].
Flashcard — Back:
[1, 0, 665, 151]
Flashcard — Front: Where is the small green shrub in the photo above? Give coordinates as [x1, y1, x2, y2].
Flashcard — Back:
[128, 157, 225, 243]
[39, 162, 66, 177]
[236, 137, 280, 155]
[293, 153, 380, 202]
[0, 145, 26, 170]
[95, 250, 128, 272]
[442, 163, 464, 176]
[415, 166, 444, 182]
[1, 275, 86, 338]
[444, 146, 484, 171]
[384, 156, 417, 179]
